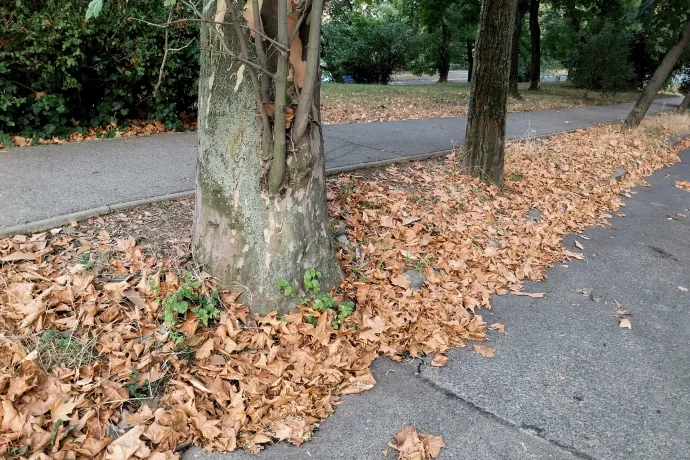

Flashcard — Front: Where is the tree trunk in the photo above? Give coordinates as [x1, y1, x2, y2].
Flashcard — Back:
[677, 90, 690, 113]
[467, 39, 474, 83]
[464, 0, 518, 189]
[625, 18, 690, 128]
[438, 22, 451, 83]
[509, 0, 528, 98]
[528, 0, 540, 90]
[194, 1, 341, 314]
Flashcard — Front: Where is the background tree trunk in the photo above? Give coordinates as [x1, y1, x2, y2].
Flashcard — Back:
[467, 39, 474, 83]
[625, 18, 690, 128]
[528, 0, 540, 90]
[438, 22, 451, 83]
[464, 0, 518, 189]
[677, 90, 690, 113]
[194, 2, 341, 314]
[509, 0, 528, 98]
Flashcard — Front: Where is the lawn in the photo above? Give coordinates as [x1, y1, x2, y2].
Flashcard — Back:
[320, 81, 679, 124]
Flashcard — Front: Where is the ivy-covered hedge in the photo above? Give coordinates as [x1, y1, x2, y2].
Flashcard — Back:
[1, 0, 199, 139]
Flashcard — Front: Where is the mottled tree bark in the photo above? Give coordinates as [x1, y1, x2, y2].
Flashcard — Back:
[467, 39, 474, 83]
[194, 0, 341, 314]
[677, 90, 690, 114]
[438, 21, 451, 83]
[528, 0, 540, 90]
[625, 18, 690, 128]
[509, 0, 529, 98]
[463, 0, 517, 189]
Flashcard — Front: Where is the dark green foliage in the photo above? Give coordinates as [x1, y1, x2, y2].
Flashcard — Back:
[322, 4, 419, 84]
[0, 0, 198, 139]
[566, 23, 635, 92]
[162, 274, 220, 328]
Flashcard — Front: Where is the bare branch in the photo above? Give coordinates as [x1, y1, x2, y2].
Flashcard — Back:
[269, 0, 290, 193]
[241, 23, 290, 53]
[288, 0, 313, 45]
[293, 0, 323, 143]
[129, 16, 288, 53]
[169, 37, 196, 52]
[153, 5, 174, 98]
[227, 2, 274, 160]
[251, 0, 270, 103]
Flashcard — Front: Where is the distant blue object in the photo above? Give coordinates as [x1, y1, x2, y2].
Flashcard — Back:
[342, 75, 355, 84]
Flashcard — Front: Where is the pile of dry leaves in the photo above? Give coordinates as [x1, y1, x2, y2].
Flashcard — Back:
[1, 119, 196, 150]
[0, 114, 688, 459]
[386, 427, 444, 459]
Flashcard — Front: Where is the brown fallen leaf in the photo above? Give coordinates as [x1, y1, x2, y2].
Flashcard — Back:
[473, 344, 496, 358]
[105, 425, 145, 460]
[1, 251, 40, 262]
[675, 180, 690, 191]
[511, 291, 545, 298]
[575, 240, 584, 250]
[431, 355, 448, 367]
[564, 250, 585, 260]
[389, 427, 445, 460]
[619, 318, 632, 329]
[490, 323, 506, 334]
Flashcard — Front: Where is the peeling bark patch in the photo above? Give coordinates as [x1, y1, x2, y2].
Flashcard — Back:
[214, 0, 227, 31]
[230, 120, 245, 158]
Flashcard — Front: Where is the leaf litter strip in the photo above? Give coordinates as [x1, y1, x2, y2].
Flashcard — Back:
[1, 115, 689, 459]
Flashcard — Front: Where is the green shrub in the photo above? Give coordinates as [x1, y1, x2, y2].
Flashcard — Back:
[0, 0, 199, 139]
[322, 6, 419, 84]
[565, 23, 635, 92]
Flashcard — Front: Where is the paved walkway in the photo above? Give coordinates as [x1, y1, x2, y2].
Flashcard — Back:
[186, 146, 690, 459]
[0, 97, 680, 233]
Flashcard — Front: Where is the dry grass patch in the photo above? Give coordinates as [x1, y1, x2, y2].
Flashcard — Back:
[320, 81, 678, 124]
[0, 114, 688, 459]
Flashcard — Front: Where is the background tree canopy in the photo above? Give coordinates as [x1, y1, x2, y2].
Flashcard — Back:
[0, 0, 198, 138]
[2, 0, 690, 140]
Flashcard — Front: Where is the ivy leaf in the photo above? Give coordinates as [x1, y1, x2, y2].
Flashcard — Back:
[164, 0, 177, 5]
[85, 0, 103, 20]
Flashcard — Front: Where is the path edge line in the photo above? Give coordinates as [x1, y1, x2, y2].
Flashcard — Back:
[2, 126, 687, 239]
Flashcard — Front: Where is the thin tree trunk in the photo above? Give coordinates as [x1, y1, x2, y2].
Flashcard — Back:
[677, 90, 690, 113]
[467, 39, 474, 83]
[464, 0, 518, 189]
[528, 0, 540, 90]
[438, 22, 451, 83]
[509, 0, 528, 98]
[625, 18, 690, 128]
[194, 1, 341, 314]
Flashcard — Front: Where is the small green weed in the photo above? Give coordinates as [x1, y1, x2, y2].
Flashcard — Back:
[300, 268, 355, 330]
[277, 279, 295, 296]
[303, 268, 321, 295]
[127, 366, 169, 401]
[162, 273, 220, 334]
[510, 171, 522, 182]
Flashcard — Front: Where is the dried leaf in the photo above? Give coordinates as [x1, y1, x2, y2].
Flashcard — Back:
[105, 425, 145, 460]
[473, 345, 496, 358]
[511, 291, 544, 298]
[490, 323, 505, 334]
[430, 355, 448, 367]
[619, 318, 632, 329]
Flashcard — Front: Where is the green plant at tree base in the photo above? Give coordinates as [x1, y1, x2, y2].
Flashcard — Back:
[162, 273, 220, 339]
[295, 268, 355, 330]
[277, 279, 295, 297]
